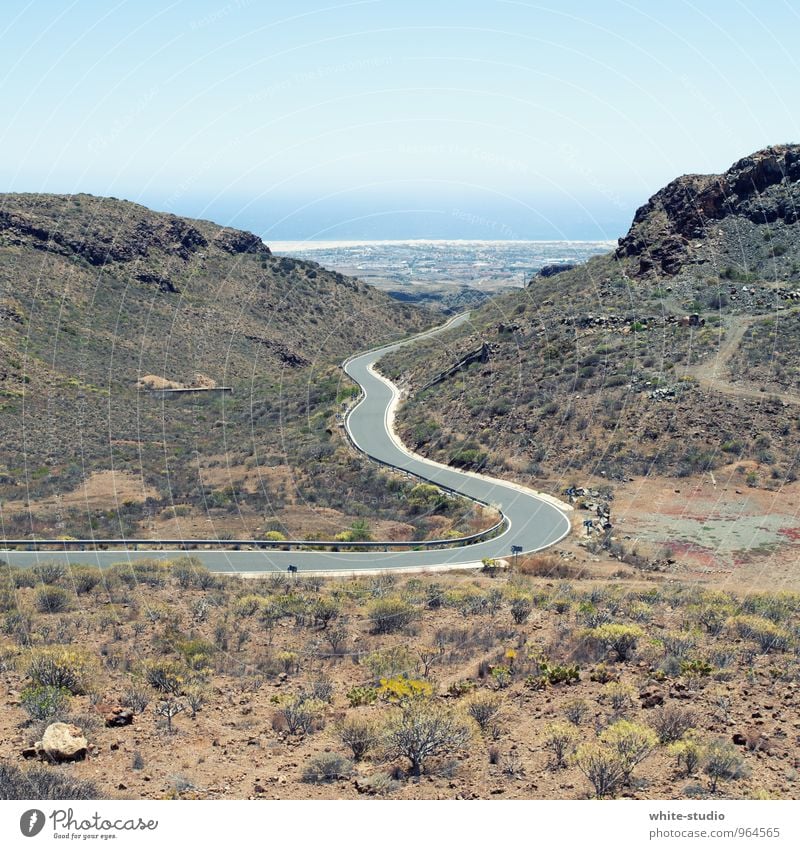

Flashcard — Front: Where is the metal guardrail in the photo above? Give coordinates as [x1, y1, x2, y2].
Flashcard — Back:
[0, 519, 507, 552]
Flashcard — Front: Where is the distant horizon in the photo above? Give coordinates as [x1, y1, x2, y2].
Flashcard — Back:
[269, 237, 618, 248]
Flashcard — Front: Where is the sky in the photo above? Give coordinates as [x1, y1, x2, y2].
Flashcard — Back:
[1, 0, 799, 240]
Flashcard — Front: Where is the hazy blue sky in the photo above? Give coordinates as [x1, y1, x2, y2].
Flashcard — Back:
[1, 0, 798, 239]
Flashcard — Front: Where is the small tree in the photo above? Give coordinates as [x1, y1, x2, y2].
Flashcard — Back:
[384, 698, 471, 776]
[154, 698, 186, 733]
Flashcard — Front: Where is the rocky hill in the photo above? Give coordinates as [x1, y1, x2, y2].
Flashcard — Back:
[0, 194, 493, 542]
[381, 145, 800, 499]
[617, 144, 800, 278]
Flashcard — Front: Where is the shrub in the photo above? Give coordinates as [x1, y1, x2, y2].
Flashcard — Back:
[25, 647, 94, 694]
[465, 691, 502, 731]
[447, 679, 476, 697]
[668, 730, 703, 776]
[122, 687, 150, 714]
[33, 562, 67, 584]
[184, 685, 205, 718]
[302, 753, 353, 783]
[599, 720, 658, 781]
[276, 696, 324, 735]
[311, 597, 340, 628]
[573, 742, 627, 798]
[730, 615, 791, 653]
[367, 597, 416, 634]
[564, 698, 590, 726]
[542, 721, 579, 769]
[509, 596, 533, 625]
[70, 567, 102, 595]
[8, 569, 36, 589]
[585, 623, 644, 661]
[170, 557, 207, 588]
[233, 595, 264, 617]
[603, 681, 636, 713]
[262, 530, 287, 542]
[363, 646, 417, 682]
[141, 660, 186, 695]
[20, 685, 70, 721]
[34, 586, 71, 614]
[703, 739, 747, 792]
[176, 639, 215, 671]
[379, 676, 433, 702]
[0, 762, 100, 800]
[650, 704, 696, 744]
[384, 698, 471, 776]
[337, 716, 380, 761]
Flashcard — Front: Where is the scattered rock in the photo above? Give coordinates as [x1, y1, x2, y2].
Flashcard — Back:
[40, 723, 88, 762]
[105, 708, 134, 727]
[639, 689, 664, 708]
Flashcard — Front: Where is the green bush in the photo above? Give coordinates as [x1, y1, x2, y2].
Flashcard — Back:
[599, 720, 658, 781]
[20, 685, 70, 720]
[703, 738, 747, 792]
[25, 647, 94, 695]
[573, 742, 627, 798]
[542, 721, 579, 769]
[8, 569, 36, 589]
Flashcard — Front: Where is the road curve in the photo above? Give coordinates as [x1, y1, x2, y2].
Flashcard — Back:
[0, 314, 571, 574]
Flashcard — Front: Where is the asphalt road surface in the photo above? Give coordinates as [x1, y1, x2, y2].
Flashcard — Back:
[0, 314, 571, 573]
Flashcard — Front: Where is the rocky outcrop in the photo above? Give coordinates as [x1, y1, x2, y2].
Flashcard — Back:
[136, 271, 180, 294]
[616, 144, 800, 276]
[213, 227, 267, 255]
[0, 207, 209, 265]
[244, 335, 310, 367]
[535, 262, 577, 280]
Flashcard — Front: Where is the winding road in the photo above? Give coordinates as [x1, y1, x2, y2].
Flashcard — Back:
[0, 314, 572, 574]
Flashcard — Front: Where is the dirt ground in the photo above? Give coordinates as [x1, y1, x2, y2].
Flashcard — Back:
[608, 465, 800, 591]
[2, 563, 799, 801]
